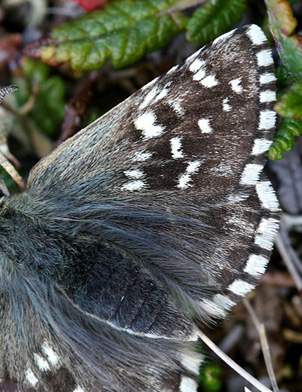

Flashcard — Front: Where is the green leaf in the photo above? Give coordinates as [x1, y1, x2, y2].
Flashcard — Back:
[12, 57, 66, 137]
[275, 65, 294, 99]
[261, 15, 274, 47]
[25, 0, 188, 71]
[186, 0, 247, 45]
[198, 362, 222, 392]
[268, 118, 302, 160]
[275, 80, 302, 119]
[265, 0, 302, 80]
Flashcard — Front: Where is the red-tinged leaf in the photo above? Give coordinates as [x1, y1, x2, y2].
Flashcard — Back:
[69, 0, 113, 11]
[265, 0, 302, 79]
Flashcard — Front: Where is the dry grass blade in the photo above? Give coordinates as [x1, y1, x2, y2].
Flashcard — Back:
[0, 152, 25, 190]
[276, 220, 302, 291]
[243, 298, 280, 392]
[197, 329, 273, 392]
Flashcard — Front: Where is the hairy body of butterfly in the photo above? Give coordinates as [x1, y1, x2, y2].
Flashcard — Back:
[0, 25, 279, 392]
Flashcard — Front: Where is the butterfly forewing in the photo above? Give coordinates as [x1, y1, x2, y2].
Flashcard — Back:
[29, 27, 275, 200]
[1, 24, 279, 392]
[27, 24, 278, 317]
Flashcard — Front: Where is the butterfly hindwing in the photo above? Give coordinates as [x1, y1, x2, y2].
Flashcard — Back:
[0, 256, 200, 391]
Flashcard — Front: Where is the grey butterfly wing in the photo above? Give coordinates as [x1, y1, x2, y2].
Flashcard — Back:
[27, 24, 279, 318]
[0, 246, 200, 392]
[1, 24, 279, 392]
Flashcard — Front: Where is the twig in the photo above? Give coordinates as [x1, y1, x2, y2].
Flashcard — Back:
[282, 213, 302, 230]
[197, 329, 273, 392]
[18, 82, 39, 115]
[243, 299, 280, 392]
[0, 85, 25, 190]
[275, 220, 302, 291]
[0, 151, 25, 190]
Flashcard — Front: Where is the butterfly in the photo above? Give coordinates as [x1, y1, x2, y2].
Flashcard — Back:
[0, 24, 279, 392]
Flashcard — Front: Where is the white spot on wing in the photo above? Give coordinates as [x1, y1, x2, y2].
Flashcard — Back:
[189, 58, 206, 73]
[244, 254, 269, 277]
[187, 161, 201, 173]
[189, 58, 218, 87]
[223, 97, 232, 111]
[192, 67, 206, 81]
[140, 86, 159, 109]
[25, 368, 39, 387]
[73, 386, 85, 392]
[180, 352, 203, 375]
[213, 294, 236, 311]
[123, 169, 146, 191]
[252, 138, 272, 155]
[200, 298, 226, 318]
[240, 163, 262, 185]
[177, 161, 201, 189]
[124, 169, 144, 179]
[169, 98, 185, 115]
[201, 75, 219, 88]
[42, 342, 60, 367]
[170, 136, 184, 159]
[260, 73, 276, 85]
[230, 78, 243, 93]
[134, 111, 164, 139]
[257, 49, 274, 67]
[132, 151, 152, 161]
[228, 280, 254, 296]
[256, 180, 279, 211]
[155, 86, 169, 102]
[180, 376, 198, 392]
[255, 217, 279, 250]
[121, 180, 146, 191]
[34, 353, 50, 372]
[198, 118, 212, 133]
[260, 90, 276, 103]
[186, 48, 203, 65]
[246, 24, 267, 46]
[259, 110, 277, 130]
